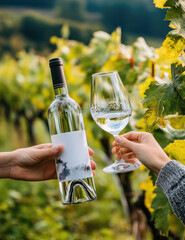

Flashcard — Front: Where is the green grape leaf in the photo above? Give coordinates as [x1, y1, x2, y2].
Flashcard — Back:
[152, 188, 169, 208]
[152, 124, 185, 149]
[151, 188, 172, 236]
[125, 68, 138, 85]
[171, 62, 185, 100]
[154, 0, 185, 59]
[143, 63, 185, 130]
[165, 6, 185, 39]
[149, 171, 157, 185]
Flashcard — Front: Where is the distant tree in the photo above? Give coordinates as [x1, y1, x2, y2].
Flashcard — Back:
[0, 0, 55, 8]
[102, 4, 169, 38]
[55, 0, 86, 22]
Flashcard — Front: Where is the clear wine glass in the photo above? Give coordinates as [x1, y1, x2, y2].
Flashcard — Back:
[90, 71, 141, 174]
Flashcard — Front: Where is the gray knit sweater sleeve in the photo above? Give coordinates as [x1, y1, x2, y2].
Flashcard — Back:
[156, 160, 185, 224]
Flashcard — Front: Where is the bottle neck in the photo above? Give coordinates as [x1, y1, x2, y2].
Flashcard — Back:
[54, 85, 68, 97]
[49, 60, 67, 95]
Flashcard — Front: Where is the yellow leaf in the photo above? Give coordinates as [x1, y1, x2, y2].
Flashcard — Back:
[161, 36, 185, 59]
[102, 55, 121, 71]
[169, 23, 176, 29]
[138, 77, 154, 98]
[41, 88, 50, 99]
[157, 117, 166, 128]
[168, 214, 184, 235]
[135, 118, 146, 130]
[167, 116, 185, 129]
[64, 64, 84, 85]
[144, 110, 167, 130]
[0, 202, 8, 211]
[140, 176, 157, 212]
[164, 140, 185, 164]
[111, 27, 121, 45]
[102, 55, 130, 75]
[153, 0, 167, 8]
[138, 164, 147, 171]
[50, 36, 58, 45]
[61, 24, 70, 39]
[155, 47, 174, 67]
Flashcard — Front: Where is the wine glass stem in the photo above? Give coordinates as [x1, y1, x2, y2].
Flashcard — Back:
[115, 159, 126, 164]
[114, 134, 127, 164]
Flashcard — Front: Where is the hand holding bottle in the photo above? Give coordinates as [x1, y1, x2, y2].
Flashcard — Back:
[112, 131, 170, 176]
[0, 144, 96, 181]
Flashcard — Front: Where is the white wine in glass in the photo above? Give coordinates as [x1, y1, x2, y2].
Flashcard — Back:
[90, 71, 141, 174]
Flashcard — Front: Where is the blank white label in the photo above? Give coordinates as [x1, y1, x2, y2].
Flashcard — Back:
[51, 130, 93, 182]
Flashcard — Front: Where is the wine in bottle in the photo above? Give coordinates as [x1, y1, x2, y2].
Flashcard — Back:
[47, 58, 96, 205]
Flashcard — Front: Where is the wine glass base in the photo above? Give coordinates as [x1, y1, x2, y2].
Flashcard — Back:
[103, 161, 142, 174]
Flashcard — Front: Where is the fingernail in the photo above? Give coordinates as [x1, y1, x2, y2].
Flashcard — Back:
[55, 146, 60, 151]
[90, 148, 94, 154]
[56, 145, 62, 151]
[115, 136, 122, 142]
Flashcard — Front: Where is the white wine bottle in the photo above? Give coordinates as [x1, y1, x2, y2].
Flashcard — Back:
[47, 58, 96, 205]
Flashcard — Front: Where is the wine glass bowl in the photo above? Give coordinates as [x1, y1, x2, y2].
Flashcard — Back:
[90, 71, 141, 174]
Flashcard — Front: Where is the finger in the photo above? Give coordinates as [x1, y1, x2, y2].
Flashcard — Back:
[30, 143, 53, 149]
[93, 170, 95, 175]
[112, 147, 118, 154]
[112, 146, 131, 155]
[113, 141, 117, 147]
[113, 131, 141, 146]
[119, 147, 132, 155]
[112, 146, 122, 154]
[123, 152, 137, 161]
[49, 167, 57, 179]
[122, 131, 148, 142]
[124, 158, 137, 164]
[113, 131, 142, 147]
[52, 173, 57, 179]
[37, 144, 63, 160]
[117, 152, 122, 160]
[116, 152, 137, 164]
[113, 139, 138, 147]
[115, 135, 138, 150]
[24, 160, 57, 181]
[88, 147, 94, 156]
[45, 161, 57, 180]
[116, 151, 132, 161]
[90, 160, 96, 170]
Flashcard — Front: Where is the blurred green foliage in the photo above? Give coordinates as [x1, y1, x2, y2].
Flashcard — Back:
[0, 0, 170, 57]
[0, 0, 54, 8]
[20, 11, 101, 46]
[0, 10, 102, 56]
[0, 172, 134, 240]
[56, 0, 86, 22]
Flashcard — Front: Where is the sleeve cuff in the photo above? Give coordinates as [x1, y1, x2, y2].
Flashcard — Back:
[156, 160, 185, 194]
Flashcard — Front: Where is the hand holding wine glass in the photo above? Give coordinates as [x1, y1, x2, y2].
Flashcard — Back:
[112, 131, 170, 176]
[90, 71, 141, 173]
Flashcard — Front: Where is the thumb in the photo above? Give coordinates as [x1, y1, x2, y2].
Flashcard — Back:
[36, 144, 63, 160]
[115, 136, 137, 150]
